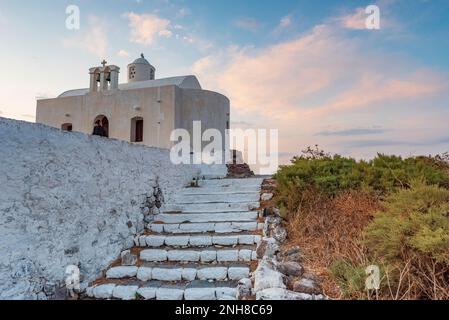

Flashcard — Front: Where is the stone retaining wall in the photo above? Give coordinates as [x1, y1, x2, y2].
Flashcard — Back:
[0, 117, 197, 300]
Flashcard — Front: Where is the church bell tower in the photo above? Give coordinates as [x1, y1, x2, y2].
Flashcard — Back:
[89, 60, 120, 93]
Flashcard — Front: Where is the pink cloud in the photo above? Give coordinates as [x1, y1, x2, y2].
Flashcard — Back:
[192, 21, 449, 164]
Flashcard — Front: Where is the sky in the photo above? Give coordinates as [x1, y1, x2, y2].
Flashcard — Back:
[0, 0, 448, 165]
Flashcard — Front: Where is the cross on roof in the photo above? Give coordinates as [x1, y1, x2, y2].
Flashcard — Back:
[101, 59, 107, 67]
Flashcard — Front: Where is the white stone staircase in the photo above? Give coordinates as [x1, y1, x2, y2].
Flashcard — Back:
[86, 177, 265, 300]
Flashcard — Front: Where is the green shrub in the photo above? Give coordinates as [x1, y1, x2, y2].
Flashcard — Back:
[275, 151, 449, 214]
[330, 259, 368, 297]
[364, 180, 449, 266]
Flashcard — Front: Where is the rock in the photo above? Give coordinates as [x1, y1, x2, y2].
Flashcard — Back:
[216, 287, 238, 299]
[237, 278, 253, 298]
[93, 284, 116, 299]
[197, 267, 228, 281]
[256, 288, 314, 300]
[156, 288, 184, 300]
[121, 250, 138, 266]
[112, 285, 138, 300]
[146, 235, 166, 247]
[182, 268, 197, 281]
[137, 287, 156, 300]
[253, 258, 286, 292]
[200, 250, 217, 262]
[152, 268, 183, 281]
[137, 267, 153, 281]
[238, 235, 255, 245]
[165, 236, 190, 247]
[228, 267, 250, 280]
[292, 278, 322, 295]
[184, 288, 216, 300]
[256, 238, 280, 259]
[86, 286, 94, 298]
[217, 250, 239, 262]
[261, 193, 274, 201]
[272, 225, 288, 243]
[213, 236, 239, 246]
[278, 262, 304, 277]
[140, 249, 167, 262]
[167, 250, 200, 262]
[238, 249, 253, 262]
[189, 236, 212, 247]
[106, 266, 138, 279]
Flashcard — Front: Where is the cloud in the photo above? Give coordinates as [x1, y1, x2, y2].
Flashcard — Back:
[279, 15, 292, 28]
[177, 8, 191, 18]
[338, 8, 367, 30]
[191, 19, 449, 164]
[63, 16, 108, 57]
[117, 50, 130, 57]
[234, 18, 260, 32]
[125, 12, 172, 45]
[316, 128, 387, 136]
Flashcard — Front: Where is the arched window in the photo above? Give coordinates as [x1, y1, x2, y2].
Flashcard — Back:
[61, 123, 73, 131]
[93, 115, 109, 138]
[131, 117, 144, 142]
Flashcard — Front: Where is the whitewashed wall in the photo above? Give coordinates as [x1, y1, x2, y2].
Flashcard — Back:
[0, 117, 198, 299]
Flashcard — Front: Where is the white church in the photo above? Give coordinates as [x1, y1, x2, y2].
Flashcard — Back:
[36, 54, 230, 151]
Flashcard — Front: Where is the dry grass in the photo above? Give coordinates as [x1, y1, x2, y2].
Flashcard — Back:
[285, 189, 381, 299]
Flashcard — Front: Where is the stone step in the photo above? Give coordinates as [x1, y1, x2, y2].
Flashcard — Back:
[139, 247, 257, 263]
[181, 186, 261, 195]
[164, 202, 260, 213]
[198, 178, 264, 188]
[154, 211, 259, 224]
[174, 192, 261, 204]
[88, 280, 240, 300]
[148, 221, 264, 234]
[106, 264, 251, 282]
[136, 234, 262, 248]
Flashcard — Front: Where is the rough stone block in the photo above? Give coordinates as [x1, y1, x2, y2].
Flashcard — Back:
[137, 287, 156, 300]
[140, 249, 167, 262]
[137, 267, 153, 281]
[156, 288, 184, 300]
[200, 250, 217, 262]
[167, 250, 200, 262]
[238, 249, 253, 262]
[152, 268, 183, 281]
[189, 236, 212, 246]
[106, 266, 138, 279]
[182, 268, 197, 281]
[184, 288, 216, 300]
[93, 284, 116, 299]
[216, 287, 238, 299]
[112, 285, 138, 300]
[238, 235, 255, 245]
[145, 235, 166, 247]
[217, 250, 239, 262]
[165, 236, 190, 247]
[149, 224, 164, 233]
[213, 236, 239, 246]
[197, 267, 228, 281]
[228, 267, 250, 280]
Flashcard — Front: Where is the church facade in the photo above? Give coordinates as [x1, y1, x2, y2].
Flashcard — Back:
[36, 55, 230, 151]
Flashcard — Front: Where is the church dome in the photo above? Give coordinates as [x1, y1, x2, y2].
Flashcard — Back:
[132, 54, 151, 65]
[128, 54, 156, 82]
